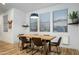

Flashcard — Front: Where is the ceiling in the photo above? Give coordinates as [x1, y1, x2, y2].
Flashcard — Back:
[0, 3, 58, 14]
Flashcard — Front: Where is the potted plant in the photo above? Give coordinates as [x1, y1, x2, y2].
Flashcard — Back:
[69, 11, 78, 23]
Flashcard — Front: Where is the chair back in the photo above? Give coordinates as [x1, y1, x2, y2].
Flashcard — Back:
[57, 37, 62, 46]
[19, 34, 25, 41]
[19, 37, 28, 43]
[32, 37, 43, 46]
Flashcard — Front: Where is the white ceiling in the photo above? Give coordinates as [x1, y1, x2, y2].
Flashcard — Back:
[0, 3, 58, 14]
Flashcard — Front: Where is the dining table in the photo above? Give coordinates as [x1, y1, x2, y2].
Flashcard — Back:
[17, 34, 56, 54]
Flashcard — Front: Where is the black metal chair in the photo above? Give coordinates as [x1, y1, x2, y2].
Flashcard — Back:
[51, 37, 62, 54]
[31, 37, 45, 55]
[19, 37, 31, 50]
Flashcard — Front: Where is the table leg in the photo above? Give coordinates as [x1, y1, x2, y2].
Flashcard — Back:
[49, 40, 51, 52]
[30, 38, 31, 47]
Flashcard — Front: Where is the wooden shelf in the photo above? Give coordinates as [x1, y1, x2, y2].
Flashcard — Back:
[68, 22, 79, 25]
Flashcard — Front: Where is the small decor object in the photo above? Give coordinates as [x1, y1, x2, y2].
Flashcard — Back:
[8, 20, 12, 29]
[22, 24, 29, 28]
[69, 11, 79, 23]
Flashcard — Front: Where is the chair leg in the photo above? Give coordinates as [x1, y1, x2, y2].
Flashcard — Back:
[26, 47, 33, 53]
[31, 45, 34, 54]
[40, 46, 44, 54]
[53, 46, 57, 53]
[21, 42, 25, 50]
[56, 46, 61, 54]
[56, 46, 58, 53]
[32, 46, 40, 55]
[58, 47, 61, 54]
[32, 46, 44, 55]
[40, 47, 43, 54]
[18, 41, 23, 51]
[32, 50, 39, 55]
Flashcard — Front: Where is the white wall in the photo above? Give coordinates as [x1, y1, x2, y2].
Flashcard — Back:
[0, 8, 26, 44]
[0, 8, 14, 43]
[12, 8, 26, 43]
[0, 14, 3, 40]
[24, 4, 79, 50]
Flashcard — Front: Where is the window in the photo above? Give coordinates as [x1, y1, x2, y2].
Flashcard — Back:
[39, 12, 50, 32]
[30, 18, 38, 32]
[53, 9, 68, 32]
[3, 15, 8, 32]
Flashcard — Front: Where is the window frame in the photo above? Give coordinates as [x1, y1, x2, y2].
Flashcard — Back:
[30, 18, 38, 32]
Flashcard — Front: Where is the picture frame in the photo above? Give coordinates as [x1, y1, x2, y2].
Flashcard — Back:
[53, 9, 68, 32]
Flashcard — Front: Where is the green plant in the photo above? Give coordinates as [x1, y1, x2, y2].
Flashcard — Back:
[69, 11, 78, 20]
[69, 11, 79, 23]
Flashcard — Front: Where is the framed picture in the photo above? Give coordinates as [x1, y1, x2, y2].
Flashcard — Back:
[3, 15, 8, 32]
[53, 9, 68, 32]
[39, 12, 50, 32]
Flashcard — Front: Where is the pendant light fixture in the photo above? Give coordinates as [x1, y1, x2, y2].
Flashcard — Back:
[30, 13, 39, 19]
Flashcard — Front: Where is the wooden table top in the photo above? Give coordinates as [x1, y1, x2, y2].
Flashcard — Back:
[17, 34, 56, 40]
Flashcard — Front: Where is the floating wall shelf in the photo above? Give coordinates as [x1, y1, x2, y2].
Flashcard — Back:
[22, 25, 29, 27]
[68, 22, 79, 25]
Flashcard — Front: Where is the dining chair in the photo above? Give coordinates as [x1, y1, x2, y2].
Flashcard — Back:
[31, 37, 45, 55]
[51, 37, 62, 54]
[19, 35, 31, 50]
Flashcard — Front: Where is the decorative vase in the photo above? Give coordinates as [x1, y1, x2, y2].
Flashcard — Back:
[72, 19, 78, 23]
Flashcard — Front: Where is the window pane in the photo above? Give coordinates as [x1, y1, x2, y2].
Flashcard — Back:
[3, 15, 8, 32]
[53, 9, 68, 32]
[30, 18, 38, 32]
[39, 12, 50, 32]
